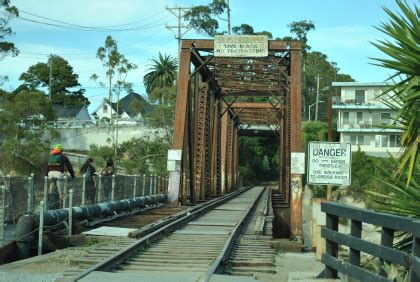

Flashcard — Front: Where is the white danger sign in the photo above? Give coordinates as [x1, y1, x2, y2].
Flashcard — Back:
[214, 35, 268, 57]
[307, 142, 351, 186]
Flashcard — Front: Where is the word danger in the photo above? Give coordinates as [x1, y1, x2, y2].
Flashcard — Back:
[312, 148, 347, 157]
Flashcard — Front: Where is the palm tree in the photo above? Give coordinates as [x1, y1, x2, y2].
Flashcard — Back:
[143, 53, 178, 100]
[367, 1, 419, 217]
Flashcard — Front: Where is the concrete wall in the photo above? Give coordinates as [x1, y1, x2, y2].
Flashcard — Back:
[51, 125, 163, 151]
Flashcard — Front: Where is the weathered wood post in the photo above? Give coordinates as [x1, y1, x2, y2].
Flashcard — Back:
[111, 174, 116, 201]
[324, 212, 338, 278]
[68, 189, 73, 236]
[81, 175, 86, 205]
[0, 187, 5, 246]
[38, 201, 44, 255]
[63, 175, 68, 208]
[27, 175, 34, 213]
[43, 176, 48, 210]
[97, 175, 102, 202]
[142, 174, 146, 196]
[378, 227, 395, 276]
[133, 175, 137, 198]
[150, 175, 154, 195]
[409, 228, 420, 282]
[349, 220, 362, 267]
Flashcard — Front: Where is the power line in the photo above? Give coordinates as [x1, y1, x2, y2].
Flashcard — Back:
[1, 12, 171, 32]
[18, 9, 166, 29]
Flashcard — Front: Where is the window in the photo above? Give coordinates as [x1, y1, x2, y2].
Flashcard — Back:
[350, 135, 357, 145]
[357, 112, 363, 124]
[355, 90, 365, 103]
[103, 104, 108, 113]
[372, 113, 381, 125]
[381, 112, 391, 125]
[343, 112, 350, 125]
[375, 135, 381, 147]
[381, 135, 388, 147]
[363, 135, 372, 145]
[358, 135, 364, 145]
[390, 135, 401, 147]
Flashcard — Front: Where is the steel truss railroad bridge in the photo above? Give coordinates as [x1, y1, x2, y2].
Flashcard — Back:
[168, 39, 303, 239]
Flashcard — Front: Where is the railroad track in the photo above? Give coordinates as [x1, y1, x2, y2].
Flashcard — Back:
[64, 186, 275, 281]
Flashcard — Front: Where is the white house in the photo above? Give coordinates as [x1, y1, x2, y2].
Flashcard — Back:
[332, 82, 402, 157]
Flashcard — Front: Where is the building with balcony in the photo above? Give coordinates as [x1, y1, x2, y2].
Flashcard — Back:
[332, 82, 401, 157]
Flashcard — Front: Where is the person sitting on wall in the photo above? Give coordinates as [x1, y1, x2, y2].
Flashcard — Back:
[80, 158, 97, 204]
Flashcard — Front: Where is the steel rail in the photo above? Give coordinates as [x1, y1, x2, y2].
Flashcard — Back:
[202, 187, 267, 281]
[70, 186, 255, 281]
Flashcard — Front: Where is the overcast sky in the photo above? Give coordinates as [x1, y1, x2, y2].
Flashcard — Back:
[2, 0, 402, 111]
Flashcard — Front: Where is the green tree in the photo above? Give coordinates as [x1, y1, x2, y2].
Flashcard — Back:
[287, 20, 315, 55]
[143, 53, 177, 98]
[301, 121, 327, 152]
[232, 24, 273, 38]
[366, 1, 419, 218]
[0, 0, 18, 60]
[119, 138, 169, 176]
[232, 23, 254, 35]
[145, 86, 177, 144]
[185, 0, 228, 36]
[0, 90, 59, 175]
[19, 55, 88, 106]
[303, 51, 353, 120]
[88, 138, 169, 176]
[91, 35, 137, 111]
[91, 35, 137, 158]
[238, 137, 279, 185]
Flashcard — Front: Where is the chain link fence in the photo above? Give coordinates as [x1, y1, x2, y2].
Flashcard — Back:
[0, 174, 168, 226]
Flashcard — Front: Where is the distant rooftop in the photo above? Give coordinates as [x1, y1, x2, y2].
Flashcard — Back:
[332, 82, 389, 87]
[53, 104, 85, 119]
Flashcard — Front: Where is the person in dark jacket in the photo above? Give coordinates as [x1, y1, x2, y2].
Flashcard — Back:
[101, 158, 115, 201]
[45, 144, 75, 207]
[80, 158, 97, 204]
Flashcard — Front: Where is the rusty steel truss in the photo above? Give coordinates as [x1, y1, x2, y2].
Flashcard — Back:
[168, 39, 303, 239]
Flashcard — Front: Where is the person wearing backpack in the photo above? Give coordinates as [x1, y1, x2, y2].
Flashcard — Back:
[80, 158, 97, 204]
[45, 144, 75, 207]
[101, 158, 115, 201]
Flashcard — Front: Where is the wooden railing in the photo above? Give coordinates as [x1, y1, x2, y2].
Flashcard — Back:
[320, 202, 420, 281]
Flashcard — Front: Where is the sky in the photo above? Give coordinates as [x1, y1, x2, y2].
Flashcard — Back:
[1, 0, 403, 112]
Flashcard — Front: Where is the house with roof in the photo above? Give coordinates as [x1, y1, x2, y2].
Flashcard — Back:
[53, 104, 92, 127]
[331, 82, 401, 157]
[92, 92, 153, 124]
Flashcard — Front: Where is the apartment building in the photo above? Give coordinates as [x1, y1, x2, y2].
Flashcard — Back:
[331, 82, 401, 157]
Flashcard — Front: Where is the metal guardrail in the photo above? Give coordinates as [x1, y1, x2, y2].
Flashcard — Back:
[320, 202, 420, 282]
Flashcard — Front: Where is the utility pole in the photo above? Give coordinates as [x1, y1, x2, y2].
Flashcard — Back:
[227, 0, 231, 35]
[48, 55, 52, 100]
[166, 6, 191, 57]
[315, 74, 320, 121]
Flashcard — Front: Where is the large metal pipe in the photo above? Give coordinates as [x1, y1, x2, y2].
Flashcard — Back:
[15, 194, 167, 259]
[42, 194, 167, 226]
[15, 214, 36, 259]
